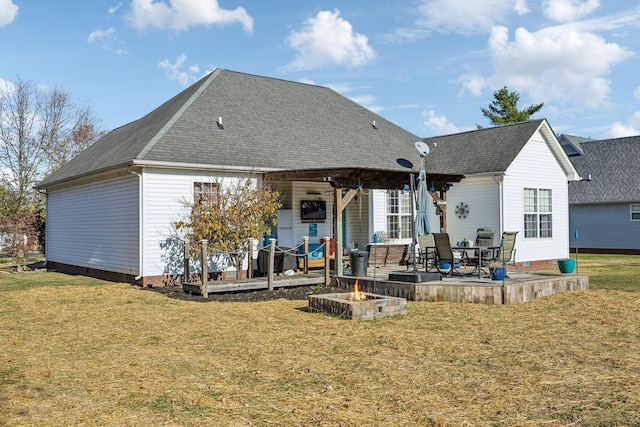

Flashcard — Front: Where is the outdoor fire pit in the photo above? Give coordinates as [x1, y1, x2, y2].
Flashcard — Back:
[308, 282, 407, 320]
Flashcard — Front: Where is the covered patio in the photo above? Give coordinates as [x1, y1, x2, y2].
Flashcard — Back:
[265, 165, 464, 277]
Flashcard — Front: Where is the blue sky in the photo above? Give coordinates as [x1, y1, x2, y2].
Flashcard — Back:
[2, 0, 640, 139]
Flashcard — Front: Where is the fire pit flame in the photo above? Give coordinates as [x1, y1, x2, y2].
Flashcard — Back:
[349, 280, 367, 301]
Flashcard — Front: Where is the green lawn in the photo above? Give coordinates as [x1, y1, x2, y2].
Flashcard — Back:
[0, 255, 639, 426]
[532, 253, 640, 292]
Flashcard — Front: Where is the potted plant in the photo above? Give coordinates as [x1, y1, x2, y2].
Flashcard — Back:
[557, 258, 576, 274]
[488, 261, 505, 280]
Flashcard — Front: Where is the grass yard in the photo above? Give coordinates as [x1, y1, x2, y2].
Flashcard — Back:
[1, 255, 639, 426]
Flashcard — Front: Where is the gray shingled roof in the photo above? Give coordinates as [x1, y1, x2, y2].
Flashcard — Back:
[558, 134, 591, 156]
[37, 69, 427, 188]
[37, 70, 575, 190]
[421, 119, 548, 175]
[569, 135, 640, 204]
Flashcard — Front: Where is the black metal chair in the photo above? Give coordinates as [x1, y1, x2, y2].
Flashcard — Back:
[432, 233, 462, 276]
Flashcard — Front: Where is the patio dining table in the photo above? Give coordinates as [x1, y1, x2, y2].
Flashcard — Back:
[452, 246, 501, 278]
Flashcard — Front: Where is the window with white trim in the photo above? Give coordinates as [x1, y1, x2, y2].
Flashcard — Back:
[386, 190, 412, 239]
[524, 188, 552, 238]
[631, 204, 640, 221]
[194, 182, 220, 207]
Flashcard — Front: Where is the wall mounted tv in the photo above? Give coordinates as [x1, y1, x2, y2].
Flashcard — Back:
[301, 200, 326, 222]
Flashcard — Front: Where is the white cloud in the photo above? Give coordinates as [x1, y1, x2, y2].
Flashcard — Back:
[126, 0, 253, 33]
[422, 110, 461, 135]
[283, 9, 376, 71]
[603, 122, 639, 138]
[514, 0, 530, 15]
[542, 0, 600, 22]
[109, 3, 122, 15]
[411, 0, 530, 35]
[87, 27, 127, 55]
[480, 25, 634, 108]
[0, 0, 18, 27]
[462, 75, 486, 97]
[158, 54, 201, 86]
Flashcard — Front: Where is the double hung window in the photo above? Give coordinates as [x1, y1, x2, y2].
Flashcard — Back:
[524, 188, 552, 238]
[386, 190, 412, 239]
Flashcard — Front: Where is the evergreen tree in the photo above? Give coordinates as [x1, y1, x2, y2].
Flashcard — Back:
[480, 86, 544, 126]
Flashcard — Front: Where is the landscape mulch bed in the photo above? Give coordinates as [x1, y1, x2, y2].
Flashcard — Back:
[149, 283, 346, 302]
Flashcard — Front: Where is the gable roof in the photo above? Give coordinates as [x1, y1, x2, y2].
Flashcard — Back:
[569, 135, 640, 204]
[37, 69, 436, 189]
[420, 119, 579, 180]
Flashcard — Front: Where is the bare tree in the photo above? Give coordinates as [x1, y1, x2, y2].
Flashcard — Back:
[0, 77, 103, 207]
[0, 77, 102, 258]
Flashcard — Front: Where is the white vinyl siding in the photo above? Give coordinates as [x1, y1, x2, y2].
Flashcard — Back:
[46, 174, 139, 274]
[503, 129, 569, 261]
[142, 170, 249, 278]
[445, 176, 501, 245]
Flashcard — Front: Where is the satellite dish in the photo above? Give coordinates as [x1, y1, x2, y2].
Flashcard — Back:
[415, 141, 430, 156]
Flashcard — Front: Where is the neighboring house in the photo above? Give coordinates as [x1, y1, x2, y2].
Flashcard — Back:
[370, 119, 580, 268]
[567, 135, 640, 254]
[557, 134, 591, 157]
[36, 69, 579, 285]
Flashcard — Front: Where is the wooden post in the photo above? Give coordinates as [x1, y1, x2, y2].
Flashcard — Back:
[334, 187, 343, 277]
[323, 236, 331, 286]
[183, 239, 190, 284]
[200, 239, 208, 299]
[235, 251, 242, 280]
[247, 239, 253, 279]
[267, 238, 276, 291]
[302, 236, 309, 274]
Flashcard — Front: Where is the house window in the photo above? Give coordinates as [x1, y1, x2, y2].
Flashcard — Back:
[631, 204, 640, 221]
[194, 182, 220, 207]
[386, 190, 412, 239]
[524, 188, 552, 238]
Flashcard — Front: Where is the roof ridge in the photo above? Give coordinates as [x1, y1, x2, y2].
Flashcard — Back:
[137, 69, 221, 160]
[423, 118, 543, 140]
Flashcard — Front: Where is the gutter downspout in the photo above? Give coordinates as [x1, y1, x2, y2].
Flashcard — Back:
[492, 175, 504, 234]
[127, 166, 144, 282]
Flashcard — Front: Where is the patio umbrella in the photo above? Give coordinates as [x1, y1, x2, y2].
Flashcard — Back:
[414, 169, 431, 237]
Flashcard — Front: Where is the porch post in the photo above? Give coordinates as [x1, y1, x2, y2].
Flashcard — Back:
[267, 238, 276, 291]
[323, 236, 331, 286]
[334, 187, 343, 276]
[302, 236, 309, 274]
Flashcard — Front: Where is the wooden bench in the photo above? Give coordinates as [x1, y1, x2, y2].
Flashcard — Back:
[366, 244, 408, 267]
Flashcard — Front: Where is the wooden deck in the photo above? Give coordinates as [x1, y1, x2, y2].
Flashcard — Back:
[182, 265, 588, 304]
[182, 272, 327, 295]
